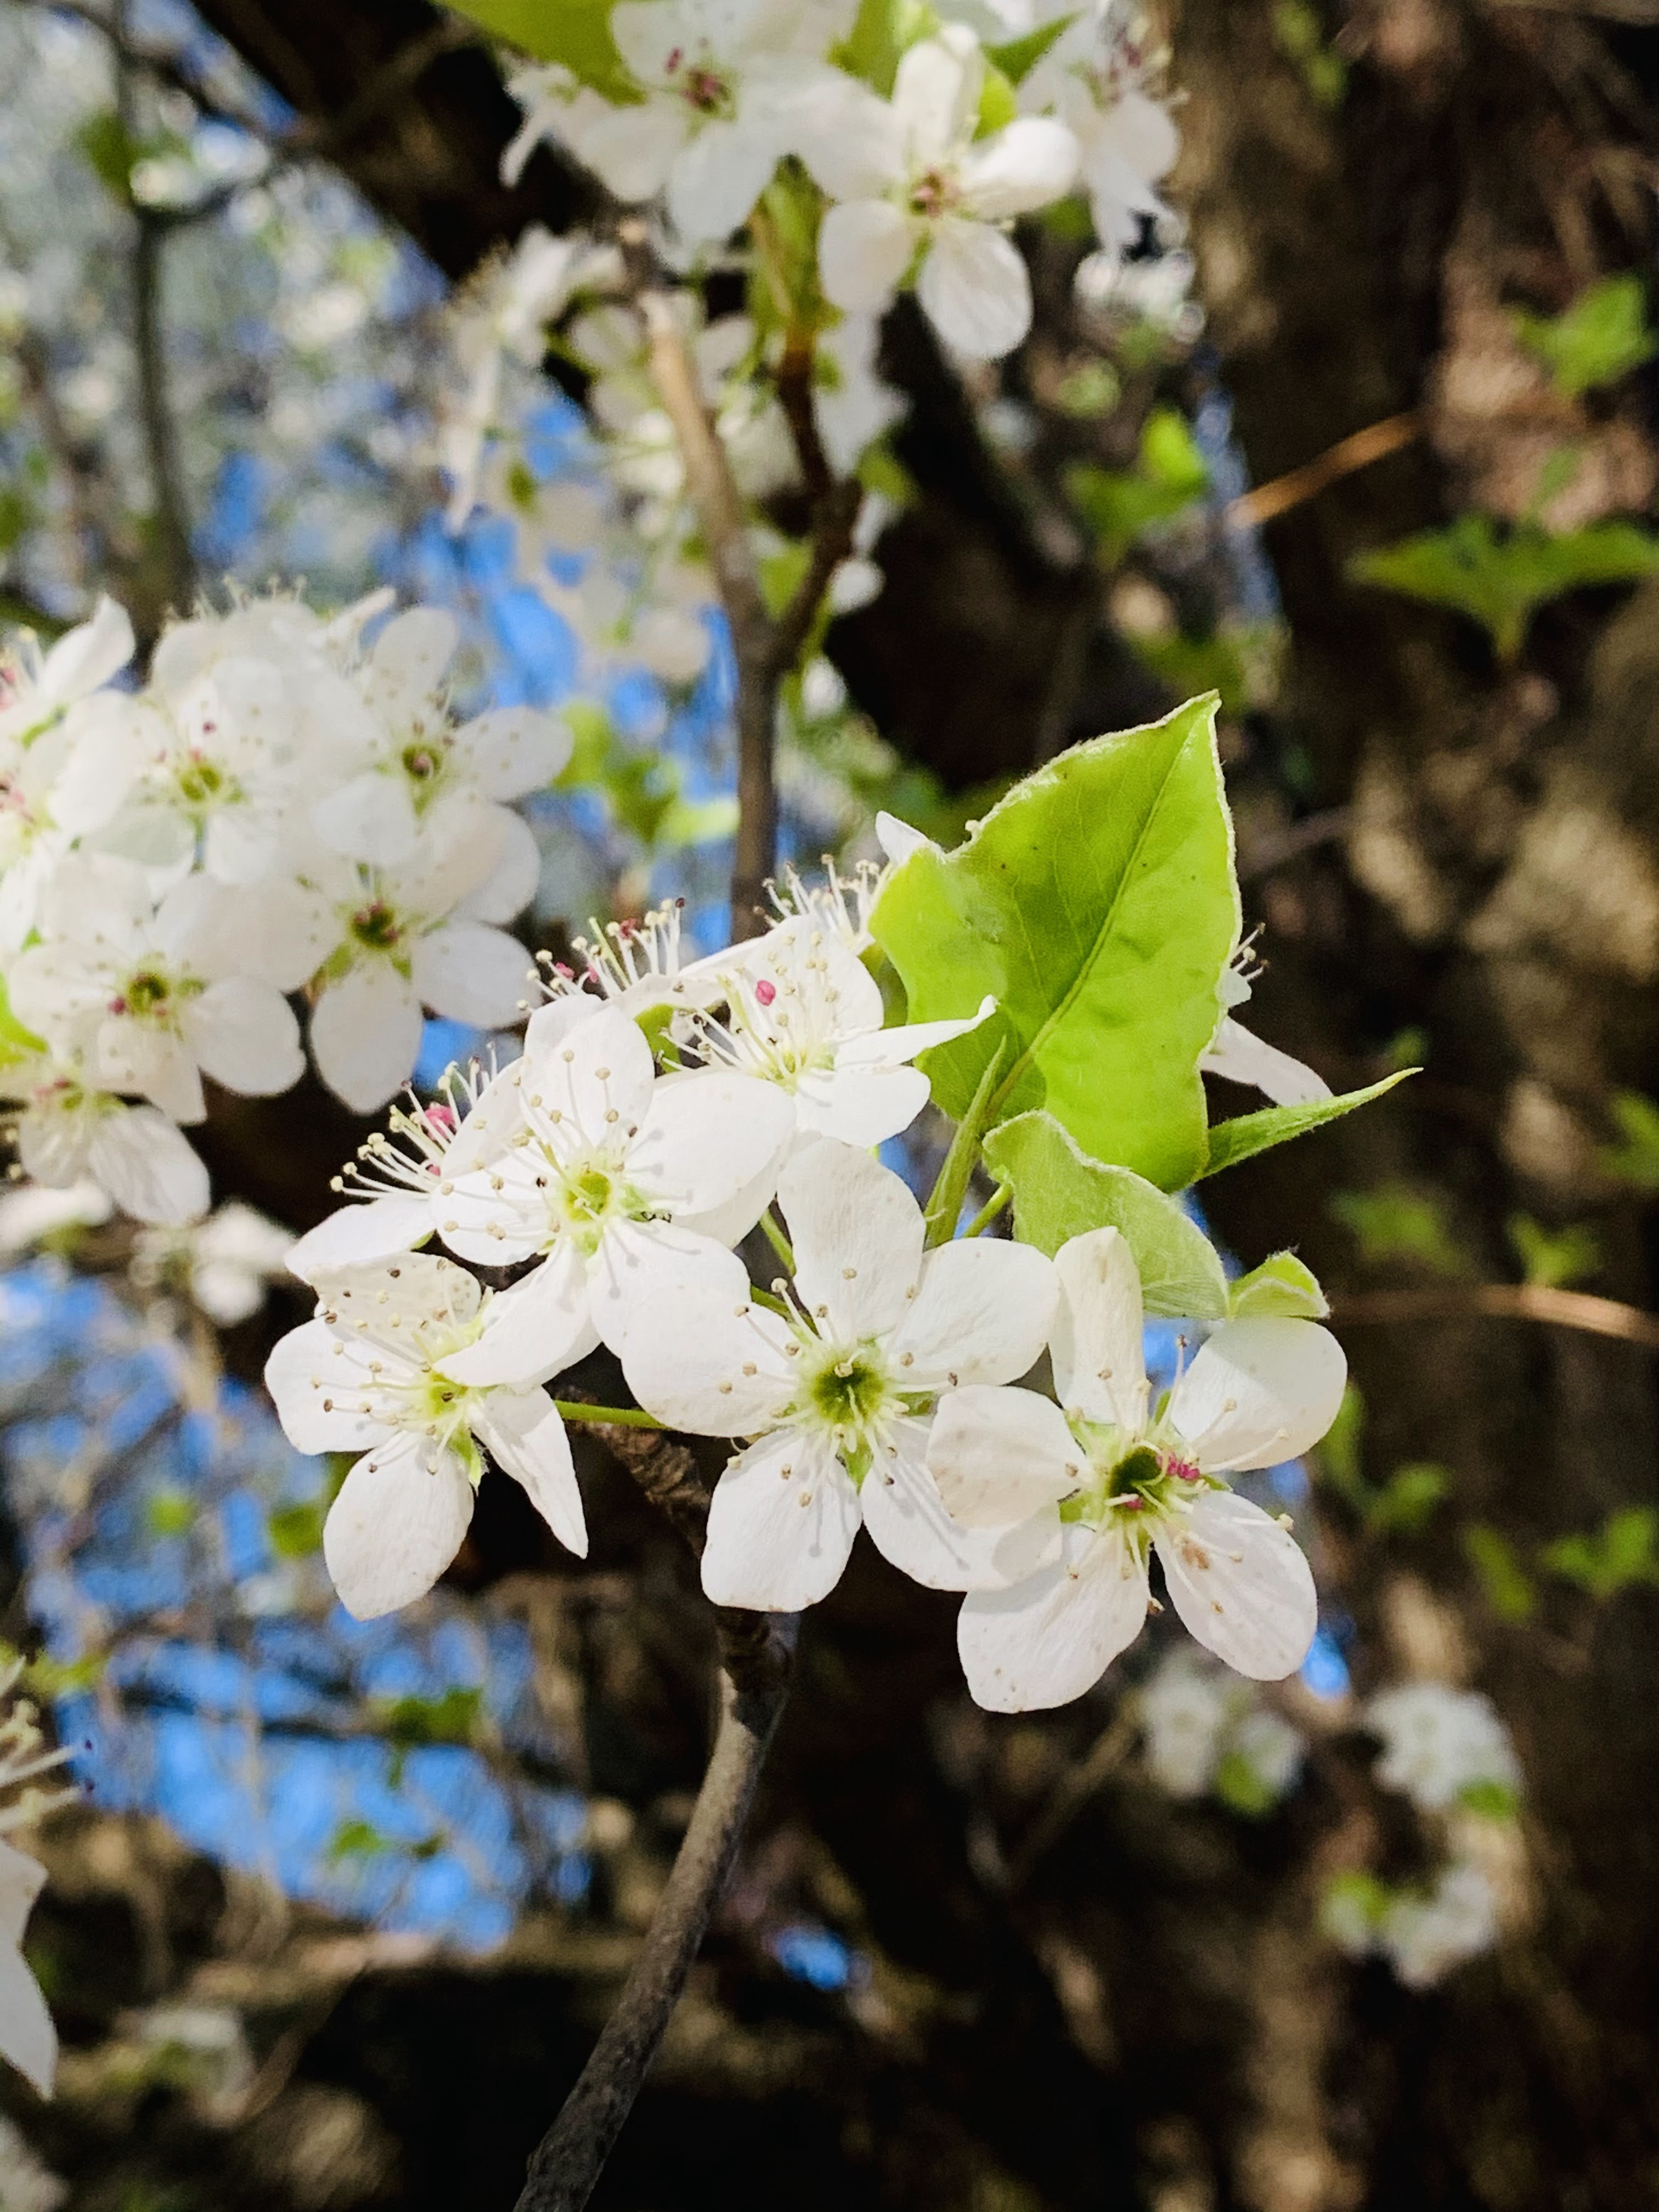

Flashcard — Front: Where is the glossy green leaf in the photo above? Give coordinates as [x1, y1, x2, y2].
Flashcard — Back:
[1227, 1251, 1328, 1319]
[871, 695, 1238, 1190]
[1200, 1070, 1414, 1179]
[442, 0, 637, 101]
[984, 1109, 1228, 1317]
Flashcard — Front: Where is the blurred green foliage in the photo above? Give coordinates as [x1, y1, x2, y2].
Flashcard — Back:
[1514, 274, 1657, 398]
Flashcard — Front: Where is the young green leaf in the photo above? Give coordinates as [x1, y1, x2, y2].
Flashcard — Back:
[1514, 274, 1657, 398]
[1601, 1088, 1659, 1190]
[1538, 1505, 1659, 1602]
[1368, 1462, 1450, 1536]
[1330, 1180, 1464, 1274]
[1227, 1251, 1328, 1319]
[1350, 514, 1659, 662]
[1200, 1070, 1414, 1180]
[441, 0, 637, 100]
[1463, 1523, 1536, 1624]
[871, 694, 1238, 1190]
[1065, 406, 1210, 565]
[986, 12, 1077, 83]
[984, 1109, 1229, 1317]
[1507, 1213, 1600, 1291]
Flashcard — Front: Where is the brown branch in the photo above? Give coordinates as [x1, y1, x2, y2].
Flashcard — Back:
[1225, 411, 1420, 531]
[772, 477, 862, 676]
[1330, 1282, 1659, 1351]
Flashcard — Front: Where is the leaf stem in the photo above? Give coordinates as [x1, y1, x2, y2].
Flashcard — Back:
[550, 1402, 665, 1430]
[513, 1617, 797, 2212]
[964, 1183, 1012, 1238]
[759, 1206, 795, 1274]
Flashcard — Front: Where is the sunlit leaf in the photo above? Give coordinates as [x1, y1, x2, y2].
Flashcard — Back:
[984, 1109, 1229, 1316]
[441, 0, 637, 101]
[1514, 274, 1657, 398]
[1201, 1071, 1414, 1180]
[871, 695, 1237, 1189]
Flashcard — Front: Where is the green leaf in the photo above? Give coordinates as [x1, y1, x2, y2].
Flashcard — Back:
[976, 59, 1018, 134]
[145, 1490, 196, 1541]
[374, 1686, 484, 1748]
[1601, 1088, 1659, 1190]
[984, 1109, 1229, 1317]
[1227, 1251, 1328, 1319]
[870, 695, 1238, 1190]
[1514, 274, 1657, 398]
[923, 1042, 1007, 1248]
[1065, 407, 1210, 565]
[1458, 1778, 1520, 1821]
[1200, 1071, 1414, 1179]
[268, 1500, 325, 1558]
[1212, 1749, 1280, 1819]
[1507, 1212, 1601, 1290]
[0, 972, 46, 1068]
[328, 1818, 388, 1861]
[987, 12, 1076, 82]
[1328, 1176, 1463, 1274]
[1463, 1523, 1536, 1624]
[1538, 1504, 1659, 1602]
[1368, 1461, 1449, 1536]
[441, 0, 638, 100]
[1350, 514, 1659, 662]
[833, 0, 939, 92]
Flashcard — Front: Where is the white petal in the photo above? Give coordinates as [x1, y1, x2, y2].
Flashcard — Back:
[310, 772, 420, 866]
[567, 94, 687, 201]
[957, 1523, 1150, 1713]
[588, 1217, 751, 1355]
[453, 706, 572, 799]
[264, 1319, 388, 1455]
[438, 1246, 597, 1388]
[323, 1431, 475, 1620]
[958, 117, 1079, 218]
[620, 1279, 795, 1433]
[312, 1251, 481, 1354]
[819, 199, 916, 315]
[1156, 1489, 1319, 1680]
[472, 1388, 587, 1556]
[926, 1385, 1079, 1527]
[97, 1023, 205, 1126]
[41, 592, 133, 700]
[893, 31, 978, 165]
[1051, 1226, 1148, 1431]
[862, 1415, 1061, 1591]
[790, 75, 903, 199]
[86, 1106, 209, 1224]
[524, 1000, 654, 1140]
[833, 992, 995, 1070]
[1092, 89, 1179, 184]
[310, 964, 425, 1114]
[702, 1429, 861, 1611]
[777, 1137, 923, 1340]
[666, 117, 780, 241]
[51, 698, 152, 832]
[185, 978, 305, 1097]
[0, 1838, 46, 1948]
[446, 1057, 531, 1171]
[874, 810, 935, 866]
[1168, 1319, 1347, 1472]
[286, 1196, 434, 1284]
[917, 217, 1032, 360]
[630, 1069, 795, 1232]
[793, 1064, 930, 1148]
[1200, 1016, 1331, 1107]
[0, 1928, 57, 2098]
[433, 1156, 545, 1268]
[364, 606, 457, 717]
[458, 810, 541, 926]
[411, 920, 532, 1026]
[891, 1235, 1057, 1386]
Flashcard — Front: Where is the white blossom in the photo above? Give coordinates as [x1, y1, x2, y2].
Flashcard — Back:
[1017, 3, 1180, 258]
[428, 998, 796, 1383]
[132, 1200, 296, 1326]
[1201, 941, 1329, 1108]
[263, 1254, 586, 1620]
[1381, 1861, 1501, 1987]
[928, 1226, 1346, 1711]
[505, 0, 861, 244]
[620, 1137, 1059, 1610]
[815, 27, 1080, 359]
[0, 1051, 210, 1224]
[1365, 1683, 1522, 1814]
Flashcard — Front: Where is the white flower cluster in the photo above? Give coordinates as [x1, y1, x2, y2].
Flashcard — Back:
[263, 863, 1346, 1717]
[1324, 1682, 1522, 1988]
[1140, 1647, 1306, 1811]
[0, 592, 573, 1224]
[502, 0, 1176, 361]
[0, 1658, 75, 2100]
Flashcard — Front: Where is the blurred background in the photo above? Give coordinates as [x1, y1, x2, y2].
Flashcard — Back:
[3, 0, 1658, 2206]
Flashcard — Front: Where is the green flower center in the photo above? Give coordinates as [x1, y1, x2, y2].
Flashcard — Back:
[351, 900, 403, 952]
[176, 755, 228, 806]
[808, 1354, 890, 1429]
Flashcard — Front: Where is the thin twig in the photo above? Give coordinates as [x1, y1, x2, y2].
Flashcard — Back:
[514, 1617, 796, 2212]
[1331, 1282, 1659, 1351]
[1225, 411, 1420, 532]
